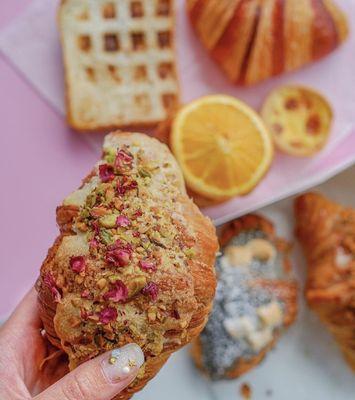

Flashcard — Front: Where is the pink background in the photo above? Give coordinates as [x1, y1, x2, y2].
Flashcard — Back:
[0, 0, 101, 318]
[1, 0, 355, 320]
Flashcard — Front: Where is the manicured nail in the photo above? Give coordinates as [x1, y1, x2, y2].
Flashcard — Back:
[101, 344, 145, 383]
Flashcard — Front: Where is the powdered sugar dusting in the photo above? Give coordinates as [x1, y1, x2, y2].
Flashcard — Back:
[200, 230, 286, 379]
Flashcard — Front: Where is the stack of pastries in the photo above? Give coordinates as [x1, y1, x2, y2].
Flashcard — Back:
[36, 132, 218, 399]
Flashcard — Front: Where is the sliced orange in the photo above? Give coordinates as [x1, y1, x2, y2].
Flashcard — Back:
[170, 95, 274, 201]
[261, 86, 333, 157]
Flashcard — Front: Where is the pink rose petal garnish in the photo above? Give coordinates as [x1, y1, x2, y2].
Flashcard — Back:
[89, 238, 98, 249]
[117, 177, 138, 196]
[70, 256, 86, 273]
[81, 289, 90, 299]
[99, 164, 115, 182]
[133, 210, 143, 218]
[116, 215, 131, 227]
[98, 307, 118, 324]
[43, 273, 61, 303]
[139, 260, 157, 272]
[103, 280, 128, 302]
[106, 249, 131, 267]
[115, 149, 133, 170]
[105, 241, 132, 267]
[142, 282, 159, 301]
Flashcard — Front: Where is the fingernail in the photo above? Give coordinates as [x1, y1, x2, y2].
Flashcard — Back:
[101, 344, 145, 383]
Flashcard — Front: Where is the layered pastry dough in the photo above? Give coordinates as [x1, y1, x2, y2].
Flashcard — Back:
[295, 193, 355, 371]
[187, 0, 349, 85]
[36, 132, 218, 399]
[191, 215, 298, 379]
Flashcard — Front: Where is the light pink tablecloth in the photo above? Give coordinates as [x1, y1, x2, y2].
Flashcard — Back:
[0, 0, 355, 320]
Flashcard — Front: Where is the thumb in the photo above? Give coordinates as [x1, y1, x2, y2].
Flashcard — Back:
[34, 344, 144, 400]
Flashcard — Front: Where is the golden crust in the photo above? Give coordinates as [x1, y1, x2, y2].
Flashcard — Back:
[191, 214, 298, 379]
[36, 132, 218, 399]
[187, 0, 349, 86]
[295, 192, 355, 371]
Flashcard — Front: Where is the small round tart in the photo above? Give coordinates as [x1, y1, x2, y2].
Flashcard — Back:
[261, 86, 333, 157]
[170, 95, 274, 202]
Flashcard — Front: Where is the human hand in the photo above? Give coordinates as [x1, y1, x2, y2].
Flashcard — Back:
[0, 288, 144, 400]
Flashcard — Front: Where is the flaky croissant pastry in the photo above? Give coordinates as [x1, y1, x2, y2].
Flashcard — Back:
[295, 193, 355, 371]
[187, 0, 349, 85]
[36, 132, 218, 399]
[191, 215, 298, 379]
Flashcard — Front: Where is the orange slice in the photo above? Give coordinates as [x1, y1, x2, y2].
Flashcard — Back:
[261, 86, 333, 157]
[170, 95, 274, 201]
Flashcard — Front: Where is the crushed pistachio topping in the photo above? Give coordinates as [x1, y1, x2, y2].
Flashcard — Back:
[49, 140, 198, 359]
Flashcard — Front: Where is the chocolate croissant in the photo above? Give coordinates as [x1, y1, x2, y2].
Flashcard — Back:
[191, 215, 298, 379]
[36, 132, 218, 399]
[187, 0, 349, 85]
[295, 193, 355, 371]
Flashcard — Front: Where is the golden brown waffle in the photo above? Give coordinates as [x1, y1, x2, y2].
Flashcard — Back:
[59, 0, 180, 131]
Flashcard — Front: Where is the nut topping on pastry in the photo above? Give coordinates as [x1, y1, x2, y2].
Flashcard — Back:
[36, 132, 218, 399]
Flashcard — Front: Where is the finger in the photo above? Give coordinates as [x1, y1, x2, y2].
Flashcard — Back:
[2, 287, 42, 332]
[34, 344, 145, 400]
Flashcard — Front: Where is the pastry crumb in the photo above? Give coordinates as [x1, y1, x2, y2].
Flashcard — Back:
[240, 382, 252, 399]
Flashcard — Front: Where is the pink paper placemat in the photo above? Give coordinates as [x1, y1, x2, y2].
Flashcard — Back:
[0, 0, 354, 222]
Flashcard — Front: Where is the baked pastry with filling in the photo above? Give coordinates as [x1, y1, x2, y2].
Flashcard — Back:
[187, 0, 349, 86]
[295, 192, 355, 371]
[191, 215, 298, 379]
[36, 132, 218, 399]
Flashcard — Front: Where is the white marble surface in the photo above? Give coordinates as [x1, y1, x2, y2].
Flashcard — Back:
[135, 165, 355, 400]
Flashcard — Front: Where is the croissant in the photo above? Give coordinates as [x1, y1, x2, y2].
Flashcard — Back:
[191, 215, 298, 379]
[295, 193, 355, 371]
[187, 0, 349, 85]
[36, 132, 218, 399]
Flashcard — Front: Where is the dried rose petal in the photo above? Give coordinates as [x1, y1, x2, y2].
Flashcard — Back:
[89, 238, 99, 249]
[139, 259, 157, 272]
[115, 148, 133, 170]
[116, 215, 131, 227]
[142, 282, 159, 301]
[133, 210, 143, 218]
[81, 289, 90, 298]
[117, 177, 138, 196]
[132, 231, 140, 238]
[43, 273, 61, 303]
[99, 164, 115, 182]
[99, 307, 118, 324]
[91, 221, 100, 234]
[106, 249, 131, 267]
[103, 280, 128, 302]
[70, 256, 86, 273]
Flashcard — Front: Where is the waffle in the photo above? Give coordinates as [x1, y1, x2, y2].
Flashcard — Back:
[59, 0, 180, 131]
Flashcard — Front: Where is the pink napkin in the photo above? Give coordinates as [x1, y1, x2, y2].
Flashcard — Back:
[0, 0, 354, 223]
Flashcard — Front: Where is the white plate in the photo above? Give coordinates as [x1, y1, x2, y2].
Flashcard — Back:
[136, 165, 355, 400]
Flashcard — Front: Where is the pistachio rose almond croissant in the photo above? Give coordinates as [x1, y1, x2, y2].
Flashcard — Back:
[36, 132, 218, 399]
